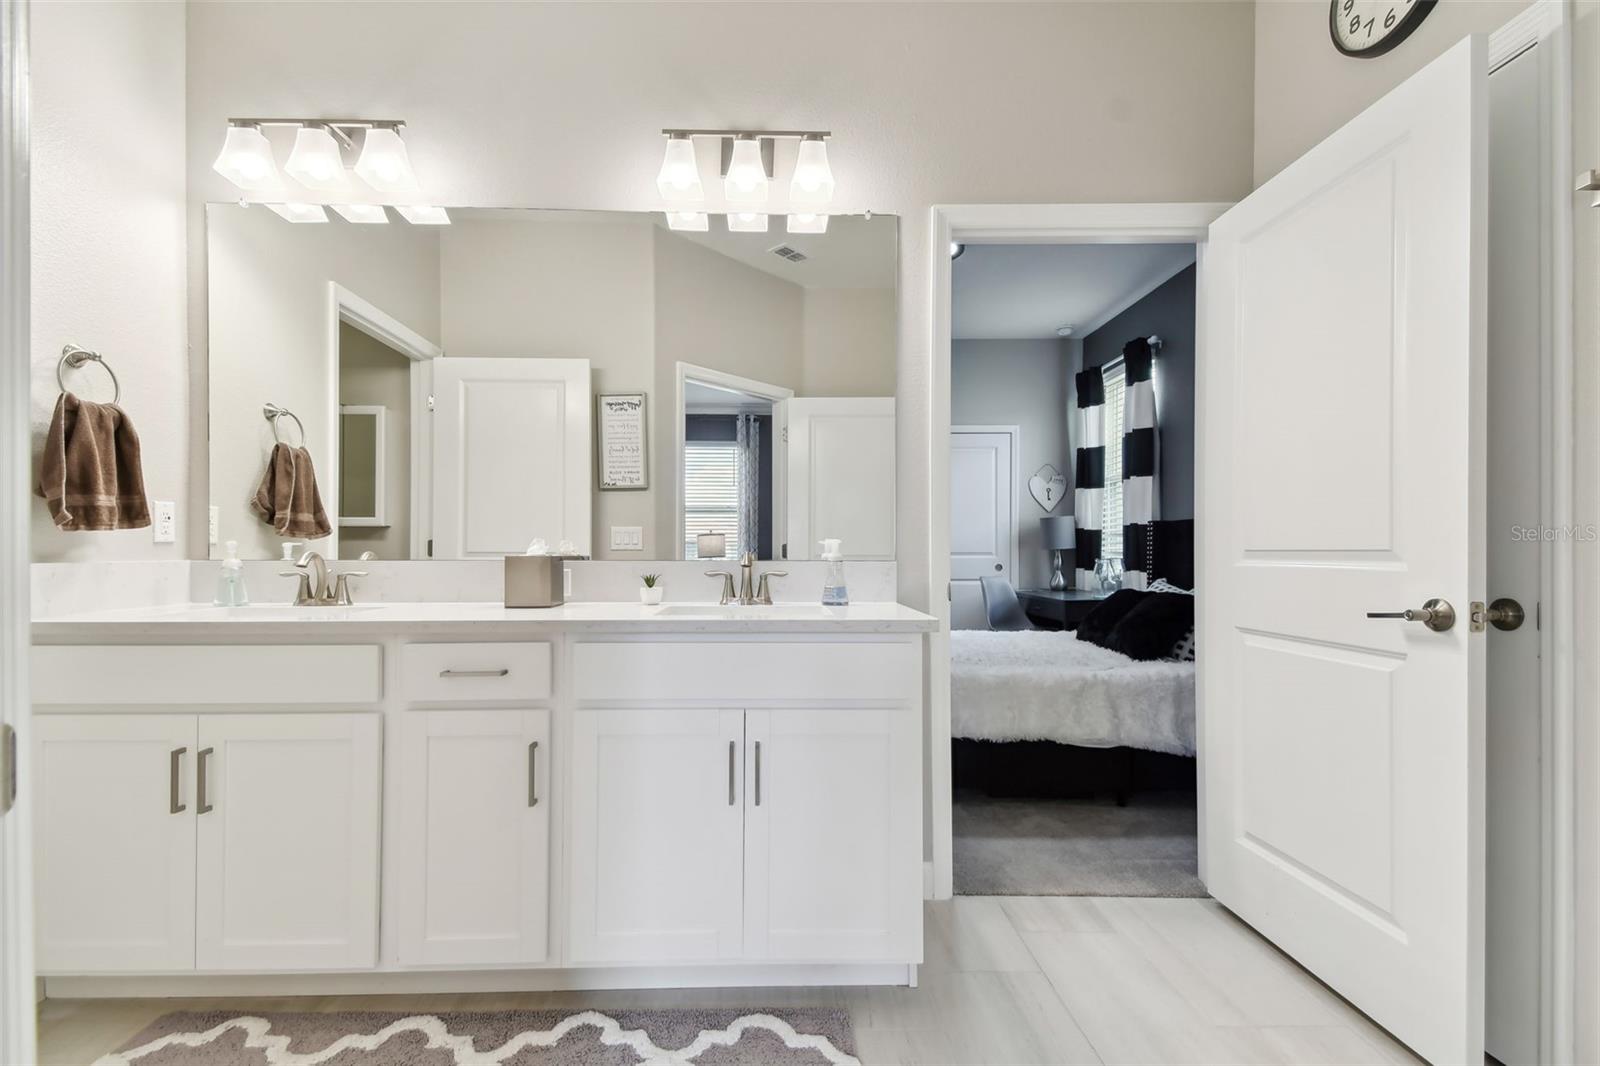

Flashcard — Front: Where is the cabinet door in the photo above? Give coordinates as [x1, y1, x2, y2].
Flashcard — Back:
[569, 708, 743, 963]
[195, 714, 380, 971]
[32, 715, 197, 972]
[744, 708, 920, 961]
[397, 710, 550, 966]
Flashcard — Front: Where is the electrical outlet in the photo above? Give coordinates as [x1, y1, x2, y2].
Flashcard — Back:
[208, 505, 220, 545]
[152, 500, 176, 544]
[610, 526, 644, 551]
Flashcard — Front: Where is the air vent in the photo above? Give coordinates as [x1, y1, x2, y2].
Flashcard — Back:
[768, 244, 809, 263]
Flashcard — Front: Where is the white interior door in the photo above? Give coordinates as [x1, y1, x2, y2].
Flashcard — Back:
[431, 357, 592, 559]
[1199, 37, 1487, 1066]
[195, 714, 381, 971]
[782, 398, 895, 560]
[950, 428, 1016, 630]
[32, 715, 196, 973]
[397, 710, 550, 967]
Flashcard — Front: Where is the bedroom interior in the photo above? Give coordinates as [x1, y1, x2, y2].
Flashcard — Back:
[949, 243, 1201, 898]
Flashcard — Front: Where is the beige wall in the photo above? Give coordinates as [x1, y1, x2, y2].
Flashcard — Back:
[1254, 0, 1532, 185]
[802, 288, 897, 398]
[30, 0, 187, 563]
[206, 205, 440, 561]
[337, 324, 412, 561]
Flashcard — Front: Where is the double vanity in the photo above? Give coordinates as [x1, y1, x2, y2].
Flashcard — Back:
[29, 599, 933, 995]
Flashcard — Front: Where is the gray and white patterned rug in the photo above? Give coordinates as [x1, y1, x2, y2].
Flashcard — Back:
[100, 1008, 859, 1066]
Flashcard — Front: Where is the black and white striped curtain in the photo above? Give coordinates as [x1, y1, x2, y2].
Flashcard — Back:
[1073, 366, 1104, 589]
[1121, 338, 1159, 589]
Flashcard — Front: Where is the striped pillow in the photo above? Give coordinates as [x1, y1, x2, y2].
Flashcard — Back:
[1148, 579, 1196, 661]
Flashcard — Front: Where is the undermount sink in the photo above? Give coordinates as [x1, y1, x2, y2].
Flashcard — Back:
[652, 603, 843, 618]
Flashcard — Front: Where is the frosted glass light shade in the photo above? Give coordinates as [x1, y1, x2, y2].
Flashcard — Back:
[789, 137, 834, 206]
[354, 127, 416, 191]
[213, 125, 280, 190]
[395, 204, 451, 225]
[727, 211, 768, 233]
[264, 202, 329, 224]
[665, 209, 709, 232]
[787, 212, 828, 234]
[330, 203, 389, 224]
[656, 136, 703, 202]
[723, 137, 769, 205]
[284, 125, 346, 190]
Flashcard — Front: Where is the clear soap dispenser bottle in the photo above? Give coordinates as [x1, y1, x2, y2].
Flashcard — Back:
[819, 538, 848, 606]
[215, 540, 249, 606]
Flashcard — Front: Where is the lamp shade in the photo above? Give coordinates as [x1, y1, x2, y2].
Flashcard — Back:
[1041, 515, 1076, 551]
[696, 532, 728, 559]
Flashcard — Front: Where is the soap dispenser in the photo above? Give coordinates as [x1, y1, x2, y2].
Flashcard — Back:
[215, 540, 249, 606]
[819, 538, 848, 606]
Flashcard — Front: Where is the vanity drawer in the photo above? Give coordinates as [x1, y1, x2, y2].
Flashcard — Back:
[31, 644, 383, 706]
[573, 641, 919, 703]
[400, 642, 552, 704]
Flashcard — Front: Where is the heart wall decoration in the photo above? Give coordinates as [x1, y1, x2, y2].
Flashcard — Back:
[1029, 465, 1067, 511]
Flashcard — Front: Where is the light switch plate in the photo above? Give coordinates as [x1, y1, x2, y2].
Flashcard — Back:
[152, 500, 176, 544]
[208, 505, 219, 545]
[610, 526, 644, 551]
[563, 567, 573, 599]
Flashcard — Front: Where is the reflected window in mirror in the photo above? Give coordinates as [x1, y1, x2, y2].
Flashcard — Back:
[683, 412, 772, 560]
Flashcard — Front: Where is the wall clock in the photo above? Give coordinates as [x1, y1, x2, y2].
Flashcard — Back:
[1329, 0, 1437, 58]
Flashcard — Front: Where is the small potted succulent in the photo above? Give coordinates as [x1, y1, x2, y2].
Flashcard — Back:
[639, 573, 664, 606]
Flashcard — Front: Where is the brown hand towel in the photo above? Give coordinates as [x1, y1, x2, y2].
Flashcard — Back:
[34, 392, 151, 530]
[250, 442, 331, 539]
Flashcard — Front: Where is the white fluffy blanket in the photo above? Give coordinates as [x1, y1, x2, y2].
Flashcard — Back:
[951, 629, 1196, 756]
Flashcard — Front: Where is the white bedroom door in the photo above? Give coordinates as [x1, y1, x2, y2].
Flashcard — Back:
[1199, 37, 1487, 1066]
[949, 428, 1016, 631]
[431, 357, 592, 559]
[781, 398, 895, 560]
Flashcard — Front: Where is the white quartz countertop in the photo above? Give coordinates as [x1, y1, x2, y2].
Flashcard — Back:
[32, 600, 938, 639]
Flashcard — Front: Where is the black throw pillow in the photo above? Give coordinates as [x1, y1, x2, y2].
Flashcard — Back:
[1075, 589, 1147, 648]
[1104, 592, 1197, 661]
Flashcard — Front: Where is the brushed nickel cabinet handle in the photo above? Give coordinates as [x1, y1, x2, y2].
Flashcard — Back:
[169, 747, 187, 814]
[197, 747, 214, 815]
[439, 668, 510, 678]
[527, 740, 540, 807]
[728, 740, 736, 806]
[754, 740, 762, 807]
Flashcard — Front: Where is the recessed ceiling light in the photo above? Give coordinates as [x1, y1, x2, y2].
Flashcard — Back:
[1056, 325, 1075, 337]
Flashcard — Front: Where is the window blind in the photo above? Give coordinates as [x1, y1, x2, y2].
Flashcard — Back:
[1101, 361, 1126, 561]
[684, 441, 739, 559]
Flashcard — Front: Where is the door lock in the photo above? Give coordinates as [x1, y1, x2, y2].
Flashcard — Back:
[1367, 598, 1456, 632]
[1470, 598, 1525, 632]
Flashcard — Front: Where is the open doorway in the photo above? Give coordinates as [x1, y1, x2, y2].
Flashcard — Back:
[947, 242, 1201, 898]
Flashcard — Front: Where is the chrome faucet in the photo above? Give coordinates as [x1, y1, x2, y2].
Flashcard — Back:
[281, 550, 368, 606]
[706, 552, 788, 606]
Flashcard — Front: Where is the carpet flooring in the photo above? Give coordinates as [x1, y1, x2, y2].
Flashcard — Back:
[953, 788, 1207, 897]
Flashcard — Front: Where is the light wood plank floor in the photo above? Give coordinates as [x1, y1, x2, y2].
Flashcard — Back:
[36, 897, 1422, 1066]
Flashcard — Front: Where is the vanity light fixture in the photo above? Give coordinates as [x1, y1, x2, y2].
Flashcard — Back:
[264, 202, 329, 224]
[213, 124, 281, 191]
[330, 203, 389, 224]
[789, 135, 834, 207]
[353, 125, 416, 192]
[656, 134, 704, 203]
[665, 209, 710, 232]
[395, 204, 451, 225]
[284, 124, 347, 190]
[727, 211, 769, 233]
[724, 135, 770, 205]
[787, 212, 828, 234]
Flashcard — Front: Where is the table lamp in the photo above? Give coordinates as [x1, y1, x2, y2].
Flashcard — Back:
[696, 532, 728, 560]
[1040, 515, 1076, 591]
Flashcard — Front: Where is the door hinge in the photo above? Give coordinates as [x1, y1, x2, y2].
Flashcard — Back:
[781, 426, 788, 443]
[0, 722, 15, 817]
[427, 393, 436, 412]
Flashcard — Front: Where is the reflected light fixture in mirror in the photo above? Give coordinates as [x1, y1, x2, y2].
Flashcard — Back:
[656, 134, 703, 203]
[354, 126, 416, 191]
[264, 202, 329, 224]
[727, 211, 768, 233]
[213, 124, 280, 190]
[789, 135, 834, 206]
[395, 204, 451, 225]
[284, 124, 346, 190]
[331, 203, 389, 224]
[724, 135, 769, 204]
[665, 209, 709, 232]
[787, 212, 828, 235]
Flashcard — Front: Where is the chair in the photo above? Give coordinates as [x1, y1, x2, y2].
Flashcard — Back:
[980, 576, 1034, 631]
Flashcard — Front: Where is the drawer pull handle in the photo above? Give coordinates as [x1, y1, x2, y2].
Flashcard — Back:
[754, 740, 762, 807]
[527, 740, 540, 808]
[439, 668, 510, 678]
[169, 747, 187, 814]
[728, 740, 736, 806]
[197, 747, 214, 815]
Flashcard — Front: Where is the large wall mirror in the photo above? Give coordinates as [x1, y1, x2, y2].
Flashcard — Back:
[206, 205, 898, 562]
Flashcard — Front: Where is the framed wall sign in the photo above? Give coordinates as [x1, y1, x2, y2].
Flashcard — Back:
[597, 392, 648, 490]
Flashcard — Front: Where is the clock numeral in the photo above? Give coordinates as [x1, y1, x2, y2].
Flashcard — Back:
[1350, 13, 1361, 33]
[1384, 7, 1397, 27]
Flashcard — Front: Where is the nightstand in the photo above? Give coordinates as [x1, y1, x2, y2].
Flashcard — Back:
[1015, 588, 1112, 631]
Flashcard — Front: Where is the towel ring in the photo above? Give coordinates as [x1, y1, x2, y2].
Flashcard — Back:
[263, 403, 306, 447]
[56, 345, 120, 404]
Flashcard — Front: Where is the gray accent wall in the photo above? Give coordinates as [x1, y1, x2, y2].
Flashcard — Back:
[1081, 263, 1196, 521]
[952, 339, 1076, 590]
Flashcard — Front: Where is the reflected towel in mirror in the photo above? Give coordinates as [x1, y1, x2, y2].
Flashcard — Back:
[251, 442, 331, 539]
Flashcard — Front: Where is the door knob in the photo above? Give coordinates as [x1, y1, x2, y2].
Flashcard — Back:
[1367, 598, 1456, 632]
[1484, 597, 1525, 632]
